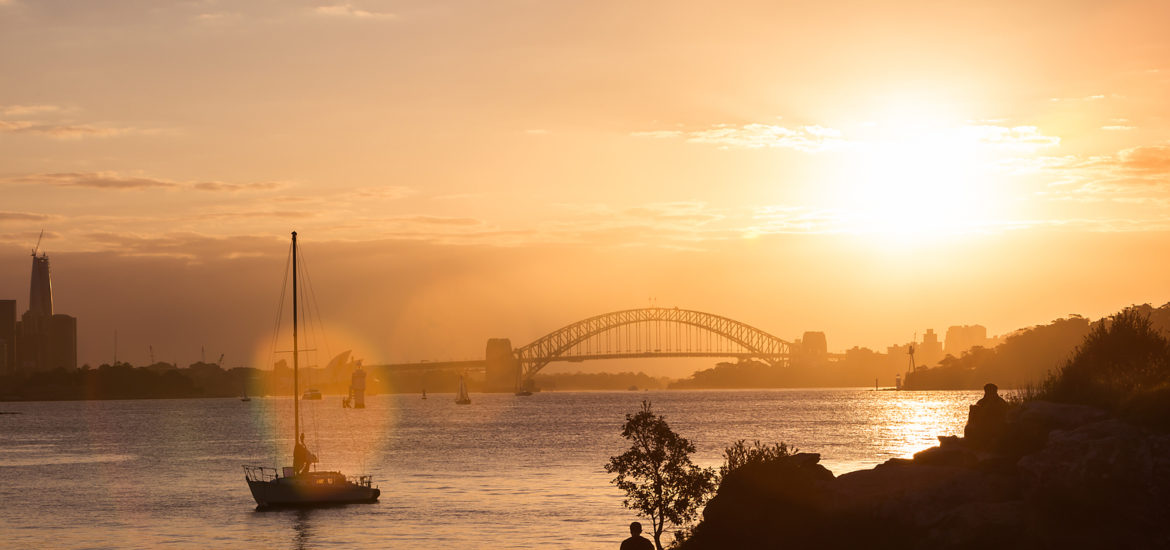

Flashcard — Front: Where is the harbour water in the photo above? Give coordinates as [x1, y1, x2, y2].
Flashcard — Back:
[0, 388, 979, 548]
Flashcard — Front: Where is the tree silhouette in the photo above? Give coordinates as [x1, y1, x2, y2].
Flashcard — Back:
[606, 400, 716, 550]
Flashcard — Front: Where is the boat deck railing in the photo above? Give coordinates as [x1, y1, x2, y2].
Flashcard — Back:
[243, 465, 279, 482]
[245, 465, 375, 488]
[350, 474, 375, 488]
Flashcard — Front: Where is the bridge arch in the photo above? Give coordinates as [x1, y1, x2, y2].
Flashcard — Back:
[513, 307, 791, 380]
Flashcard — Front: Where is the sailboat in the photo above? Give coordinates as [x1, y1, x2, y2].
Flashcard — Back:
[244, 231, 380, 508]
[455, 375, 471, 405]
[240, 382, 251, 402]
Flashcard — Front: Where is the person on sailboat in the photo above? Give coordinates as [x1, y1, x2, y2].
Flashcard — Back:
[293, 433, 317, 475]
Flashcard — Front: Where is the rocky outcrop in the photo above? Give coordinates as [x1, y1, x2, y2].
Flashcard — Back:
[681, 401, 1170, 550]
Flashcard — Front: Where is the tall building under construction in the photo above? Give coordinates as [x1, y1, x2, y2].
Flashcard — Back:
[9, 250, 77, 372]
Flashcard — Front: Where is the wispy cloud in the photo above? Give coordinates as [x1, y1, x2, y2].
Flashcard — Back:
[79, 231, 285, 261]
[346, 185, 415, 200]
[0, 211, 50, 223]
[195, 12, 242, 24]
[959, 125, 1061, 151]
[5, 172, 287, 192]
[1118, 144, 1170, 174]
[0, 120, 134, 139]
[634, 123, 846, 153]
[391, 216, 482, 226]
[13, 172, 179, 190]
[742, 206, 847, 236]
[0, 104, 65, 116]
[313, 3, 395, 19]
[1049, 94, 1109, 102]
[193, 181, 285, 192]
[1020, 144, 1170, 203]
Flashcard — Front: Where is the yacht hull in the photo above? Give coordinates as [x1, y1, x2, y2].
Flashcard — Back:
[246, 471, 380, 508]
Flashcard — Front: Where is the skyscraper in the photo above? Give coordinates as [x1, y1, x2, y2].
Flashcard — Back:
[0, 299, 15, 372]
[28, 253, 52, 317]
[15, 251, 76, 371]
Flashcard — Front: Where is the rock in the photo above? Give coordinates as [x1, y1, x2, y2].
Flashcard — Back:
[1018, 419, 1170, 539]
[999, 401, 1109, 455]
[694, 453, 835, 548]
[1010, 400, 1109, 432]
[912, 443, 977, 468]
[681, 402, 1170, 550]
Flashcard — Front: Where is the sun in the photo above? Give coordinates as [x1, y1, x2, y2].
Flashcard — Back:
[835, 100, 998, 246]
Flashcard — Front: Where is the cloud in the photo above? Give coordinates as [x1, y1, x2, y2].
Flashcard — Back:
[742, 206, 847, 236]
[347, 186, 415, 200]
[1118, 145, 1170, 174]
[195, 12, 241, 23]
[392, 216, 482, 226]
[0, 104, 64, 116]
[0, 211, 50, 223]
[1102, 125, 1136, 131]
[0, 120, 134, 139]
[11, 172, 179, 190]
[635, 123, 845, 153]
[1049, 94, 1109, 102]
[313, 3, 395, 19]
[193, 181, 285, 192]
[78, 231, 285, 261]
[622, 202, 724, 225]
[5, 172, 288, 193]
[960, 125, 1061, 151]
[1021, 144, 1170, 203]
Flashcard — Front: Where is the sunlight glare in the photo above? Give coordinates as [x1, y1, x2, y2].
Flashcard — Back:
[839, 99, 996, 247]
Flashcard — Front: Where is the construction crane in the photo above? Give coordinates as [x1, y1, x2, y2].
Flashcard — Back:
[30, 229, 44, 257]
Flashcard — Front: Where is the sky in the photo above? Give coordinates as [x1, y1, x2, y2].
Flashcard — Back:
[2, 0, 1169, 375]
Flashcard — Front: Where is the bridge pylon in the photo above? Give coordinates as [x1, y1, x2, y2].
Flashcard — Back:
[484, 338, 521, 392]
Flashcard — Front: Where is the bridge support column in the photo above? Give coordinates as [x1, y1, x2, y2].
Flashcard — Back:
[485, 338, 521, 392]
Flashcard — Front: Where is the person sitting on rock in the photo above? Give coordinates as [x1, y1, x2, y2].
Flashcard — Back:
[964, 383, 1008, 449]
[620, 521, 654, 550]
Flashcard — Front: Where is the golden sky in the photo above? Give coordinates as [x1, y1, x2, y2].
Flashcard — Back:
[2, 1, 1168, 372]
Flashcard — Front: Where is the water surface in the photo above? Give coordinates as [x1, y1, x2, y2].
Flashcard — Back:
[0, 389, 978, 548]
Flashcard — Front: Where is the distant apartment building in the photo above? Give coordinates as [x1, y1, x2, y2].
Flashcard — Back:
[0, 299, 15, 372]
[944, 324, 988, 357]
[918, 328, 943, 366]
[9, 251, 77, 372]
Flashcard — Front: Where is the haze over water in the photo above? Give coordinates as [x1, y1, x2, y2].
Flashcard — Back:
[0, 389, 977, 548]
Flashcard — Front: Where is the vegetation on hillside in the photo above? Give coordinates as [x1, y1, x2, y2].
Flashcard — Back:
[1029, 308, 1170, 430]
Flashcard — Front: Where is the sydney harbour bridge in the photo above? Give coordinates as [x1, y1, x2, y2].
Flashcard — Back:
[373, 307, 793, 391]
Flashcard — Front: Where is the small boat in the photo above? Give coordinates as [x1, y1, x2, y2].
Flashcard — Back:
[302, 389, 322, 400]
[240, 383, 251, 402]
[421, 389, 427, 400]
[455, 376, 471, 405]
[244, 231, 379, 509]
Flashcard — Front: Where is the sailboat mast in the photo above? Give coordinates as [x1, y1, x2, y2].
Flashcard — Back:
[292, 231, 300, 452]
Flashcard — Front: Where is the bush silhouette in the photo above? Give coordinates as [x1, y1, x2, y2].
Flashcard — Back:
[1038, 309, 1170, 426]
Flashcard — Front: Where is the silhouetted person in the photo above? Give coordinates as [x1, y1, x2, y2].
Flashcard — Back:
[620, 521, 654, 550]
[293, 433, 317, 475]
[965, 383, 1008, 449]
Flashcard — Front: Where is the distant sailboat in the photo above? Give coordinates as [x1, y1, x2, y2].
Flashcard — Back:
[455, 376, 471, 405]
[421, 389, 427, 400]
[244, 231, 380, 508]
[240, 382, 251, 402]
